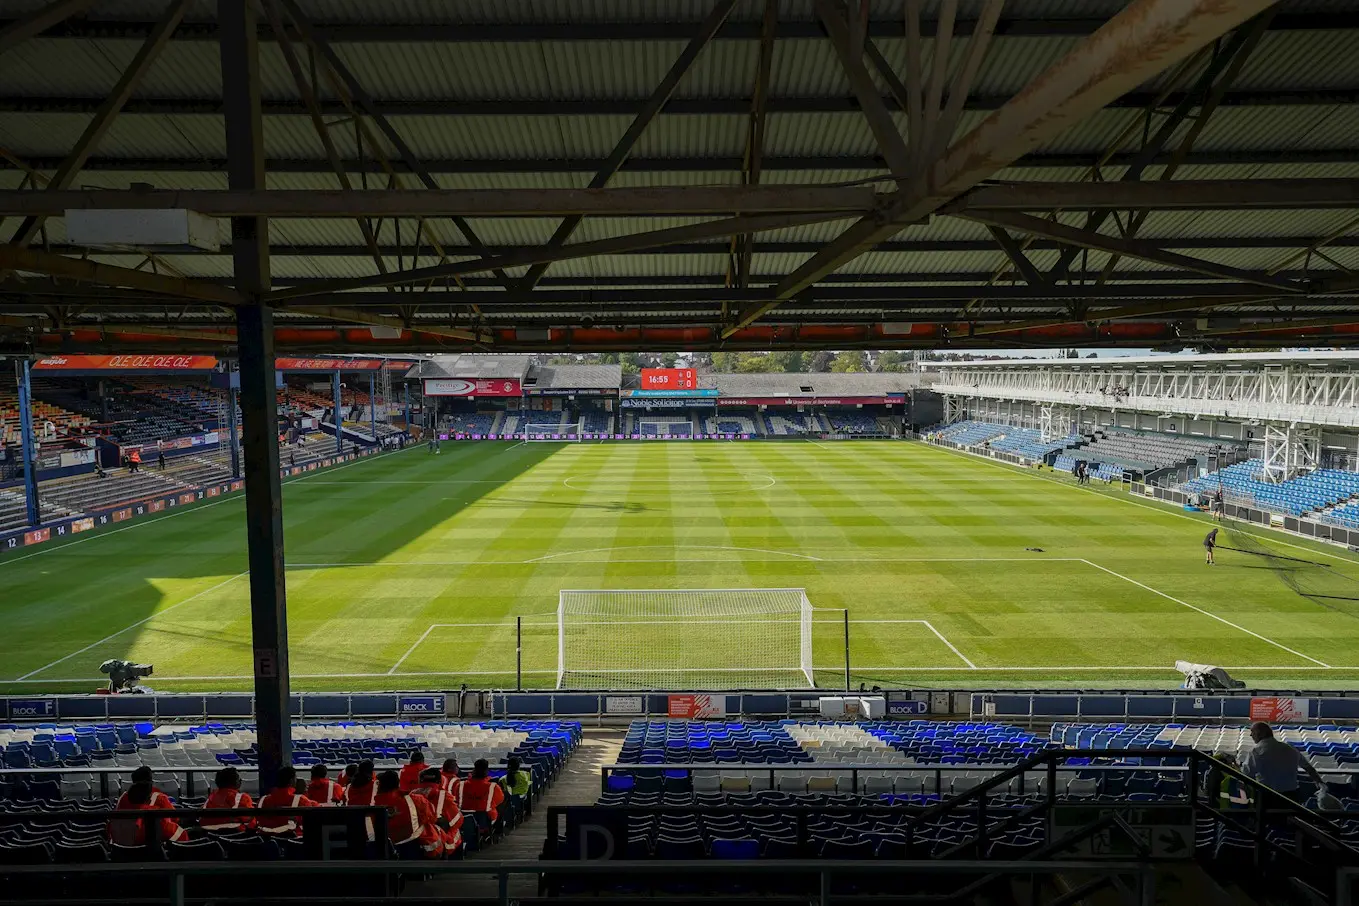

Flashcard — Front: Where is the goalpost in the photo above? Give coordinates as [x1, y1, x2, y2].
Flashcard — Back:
[555, 588, 817, 689]
[521, 423, 579, 442]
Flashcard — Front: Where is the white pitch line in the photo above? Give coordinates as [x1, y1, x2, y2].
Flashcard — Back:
[1, 444, 419, 568]
[927, 441, 1359, 567]
[524, 544, 821, 564]
[13, 571, 249, 681]
[9, 665, 1343, 683]
[1081, 558, 1332, 668]
[921, 620, 978, 669]
[288, 555, 1082, 567]
[386, 624, 439, 675]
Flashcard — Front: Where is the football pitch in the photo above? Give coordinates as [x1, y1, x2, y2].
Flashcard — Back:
[5, 439, 1359, 693]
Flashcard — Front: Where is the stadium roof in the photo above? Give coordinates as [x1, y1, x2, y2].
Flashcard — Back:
[707, 371, 918, 395]
[528, 364, 624, 390]
[928, 349, 1359, 368]
[5, 1, 1359, 352]
[406, 353, 532, 381]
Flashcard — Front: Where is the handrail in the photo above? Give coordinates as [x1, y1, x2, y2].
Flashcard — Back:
[0, 858, 1157, 906]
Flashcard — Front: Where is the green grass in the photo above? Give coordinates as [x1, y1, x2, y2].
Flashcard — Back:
[5, 439, 1359, 693]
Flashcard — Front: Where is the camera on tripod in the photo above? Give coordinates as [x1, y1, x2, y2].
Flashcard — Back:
[100, 659, 154, 694]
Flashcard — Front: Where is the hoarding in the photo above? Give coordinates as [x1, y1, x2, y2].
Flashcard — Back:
[423, 378, 521, 397]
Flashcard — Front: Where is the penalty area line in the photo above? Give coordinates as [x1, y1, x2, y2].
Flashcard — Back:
[1080, 558, 1331, 668]
[920, 620, 978, 669]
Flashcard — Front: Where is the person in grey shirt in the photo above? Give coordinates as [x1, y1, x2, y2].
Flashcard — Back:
[1241, 722, 1324, 803]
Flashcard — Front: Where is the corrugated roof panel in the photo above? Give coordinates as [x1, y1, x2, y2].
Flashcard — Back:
[629, 114, 746, 157]
[762, 112, 880, 156]
[326, 42, 555, 98]
[1232, 29, 1359, 91]
[379, 115, 571, 159]
[0, 38, 126, 95]
[848, 250, 1010, 275]
[582, 253, 728, 277]
[1134, 209, 1359, 241]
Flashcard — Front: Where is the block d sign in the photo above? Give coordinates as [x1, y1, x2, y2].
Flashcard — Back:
[9, 698, 57, 719]
[399, 695, 446, 716]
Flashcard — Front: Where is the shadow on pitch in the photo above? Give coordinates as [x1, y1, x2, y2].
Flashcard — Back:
[2, 442, 565, 687]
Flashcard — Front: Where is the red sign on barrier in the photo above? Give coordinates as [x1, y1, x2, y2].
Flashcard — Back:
[231, 481, 244, 491]
[23, 528, 51, 546]
[111, 508, 132, 523]
[148, 500, 165, 512]
[70, 518, 95, 534]
[1249, 697, 1310, 722]
[667, 694, 726, 719]
[178, 493, 196, 505]
[275, 357, 383, 371]
[206, 487, 220, 497]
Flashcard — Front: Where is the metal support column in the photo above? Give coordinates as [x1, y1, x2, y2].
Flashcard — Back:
[228, 385, 241, 479]
[17, 360, 40, 526]
[369, 371, 377, 443]
[332, 370, 343, 454]
[404, 383, 411, 432]
[220, 0, 289, 790]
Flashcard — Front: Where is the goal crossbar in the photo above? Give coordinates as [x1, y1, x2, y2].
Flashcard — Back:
[522, 423, 578, 442]
[556, 588, 817, 690]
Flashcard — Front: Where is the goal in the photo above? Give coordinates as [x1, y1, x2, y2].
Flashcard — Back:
[522, 423, 578, 442]
[555, 588, 815, 689]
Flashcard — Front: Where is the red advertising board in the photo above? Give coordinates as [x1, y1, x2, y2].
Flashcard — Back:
[111, 508, 132, 523]
[1249, 697, 1310, 722]
[275, 357, 384, 371]
[667, 694, 726, 719]
[23, 528, 51, 546]
[33, 354, 219, 371]
[641, 368, 698, 391]
[70, 518, 95, 534]
[178, 493, 196, 505]
[423, 378, 522, 397]
[148, 500, 166, 513]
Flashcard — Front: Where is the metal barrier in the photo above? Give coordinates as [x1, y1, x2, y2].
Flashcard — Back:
[0, 857, 1159, 906]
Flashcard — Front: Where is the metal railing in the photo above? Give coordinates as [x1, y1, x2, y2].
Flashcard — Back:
[580, 747, 1359, 902]
[0, 857, 1159, 906]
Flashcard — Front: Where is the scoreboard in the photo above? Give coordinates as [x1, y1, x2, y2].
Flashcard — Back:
[640, 368, 698, 391]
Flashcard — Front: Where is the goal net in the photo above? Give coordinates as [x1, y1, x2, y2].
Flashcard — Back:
[522, 423, 579, 442]
[556, 588, 815, 689]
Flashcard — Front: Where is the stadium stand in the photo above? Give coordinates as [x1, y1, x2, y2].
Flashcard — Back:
[764, 414, 815, 436]
[1184, 459, 1359, 517]
[580, 410, 612, 433]
[1075, 429, 1231, 472]
[638, 417, 693, 437]
[987, 427, 1080, 460]
[0, 720, 579, 869]
[824, 412, 883, 435]
[444, 414, 496, 435]
[702, 414, 760, 435]
[931, 420, 1010, 446]
[0, 380, 91, 447]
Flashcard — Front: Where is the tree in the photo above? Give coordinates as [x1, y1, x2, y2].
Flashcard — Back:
[620, 352, 641, 375]
[711, 351, 740, 372]
[735, 353, 776, 372]
[877, 350, 907, 372]
[598, 353, 619, 365]
[768, 350, 805, 372]
[830, 350, 867, 372]
[808, 350, 836, 372]
[660, 352, 679, 368]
